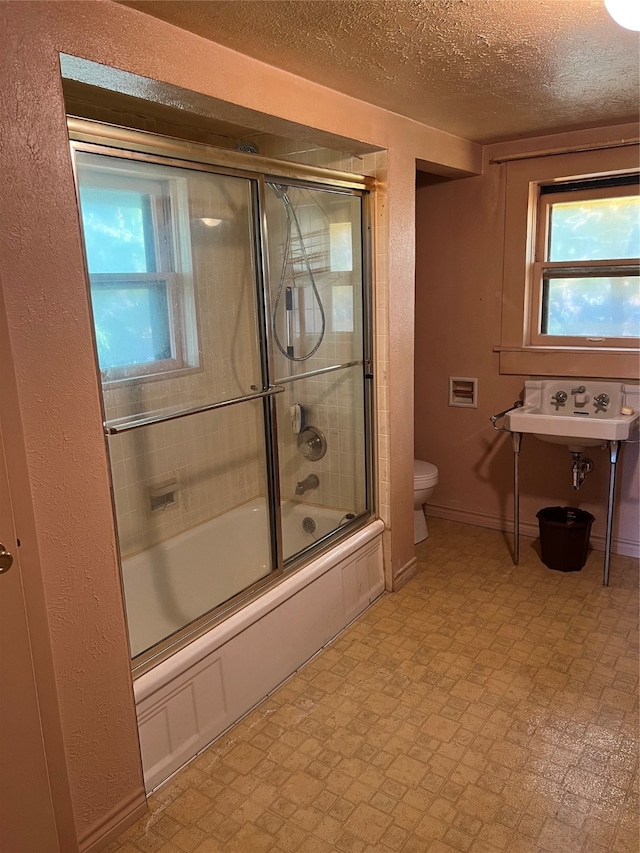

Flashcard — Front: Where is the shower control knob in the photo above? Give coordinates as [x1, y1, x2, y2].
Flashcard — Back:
[0, 543, 14, 574]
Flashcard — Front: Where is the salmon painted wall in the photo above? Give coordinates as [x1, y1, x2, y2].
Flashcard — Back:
[1, 0, 480, 846]
[415, 132, 640, 558]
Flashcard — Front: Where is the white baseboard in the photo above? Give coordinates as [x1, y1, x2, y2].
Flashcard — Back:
[426, 504, 640, 559]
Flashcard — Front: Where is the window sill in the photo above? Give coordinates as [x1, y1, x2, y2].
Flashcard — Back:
[494, 346, 640, 380]
[101, 362, 202, 390]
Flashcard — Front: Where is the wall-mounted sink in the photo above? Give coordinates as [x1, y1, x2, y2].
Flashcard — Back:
[496, 378, 638, 586]
[504, 380, 640, 451]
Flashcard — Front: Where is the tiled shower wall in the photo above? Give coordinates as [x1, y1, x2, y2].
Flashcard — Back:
[275, 349, 367, 513]
[108, 406, 264, 557]
[265, 179, 366, 516]
[67, 98, 389, 558]
[251, 133, 390, 533]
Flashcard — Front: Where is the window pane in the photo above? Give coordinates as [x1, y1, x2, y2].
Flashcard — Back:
[542, 276, 640, 337]
[332, 284, 354, 332]
[330, 222, 353, 271]
[79, 186, 156, 273]
[91, 283, 171, 369]
[548, 195, 640, 261]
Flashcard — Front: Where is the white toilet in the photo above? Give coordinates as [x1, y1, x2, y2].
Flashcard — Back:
[413, 459, 438, 544]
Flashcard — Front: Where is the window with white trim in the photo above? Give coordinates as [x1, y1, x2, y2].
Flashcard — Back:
[497, 142, 640, 379]
[531, 176, 640, 348]
[76, 153, 198, 383]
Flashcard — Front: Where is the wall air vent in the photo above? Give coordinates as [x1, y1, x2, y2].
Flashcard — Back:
[449, 377, 478, 409]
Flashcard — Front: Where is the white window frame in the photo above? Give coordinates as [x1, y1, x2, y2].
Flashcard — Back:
[530, 180, 639, 349]
[497, 143, 640, 379]
[75, 152, 199, 385]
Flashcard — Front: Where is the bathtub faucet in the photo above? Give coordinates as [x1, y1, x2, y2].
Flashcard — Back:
[295, 474, 319, 495]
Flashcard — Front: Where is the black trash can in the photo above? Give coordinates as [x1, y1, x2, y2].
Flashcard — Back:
[536, 506, 595, 572]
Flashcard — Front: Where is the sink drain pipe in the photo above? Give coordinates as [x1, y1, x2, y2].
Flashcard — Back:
[570, 452, 593, 490]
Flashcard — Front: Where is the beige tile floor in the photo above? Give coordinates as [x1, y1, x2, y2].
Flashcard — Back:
[107, 519, 639, 853]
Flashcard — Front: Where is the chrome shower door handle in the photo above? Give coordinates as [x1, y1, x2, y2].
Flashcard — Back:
[0, 542, 14, 574]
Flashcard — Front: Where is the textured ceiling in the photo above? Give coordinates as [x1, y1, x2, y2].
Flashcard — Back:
[120, 0, 639, 144]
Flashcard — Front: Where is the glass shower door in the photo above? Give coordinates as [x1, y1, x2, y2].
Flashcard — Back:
[72, 126, 373, 666]
[74, 148, 277, 660]
[264, 182, 369, 562]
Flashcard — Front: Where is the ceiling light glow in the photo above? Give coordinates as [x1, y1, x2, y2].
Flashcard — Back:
[604, 0, 640, 31]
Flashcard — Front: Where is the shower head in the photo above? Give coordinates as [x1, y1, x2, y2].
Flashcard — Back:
[234, 140, 259, 155]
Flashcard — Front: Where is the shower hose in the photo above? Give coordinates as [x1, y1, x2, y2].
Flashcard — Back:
[268, 183, 326, 362]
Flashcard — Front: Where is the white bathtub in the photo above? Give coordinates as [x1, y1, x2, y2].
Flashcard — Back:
[129, 501, 385, 791]
[122, 499, 349, 658]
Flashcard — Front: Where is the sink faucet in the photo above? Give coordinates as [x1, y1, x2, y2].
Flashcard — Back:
[571, 384, 589, 406]
[295, 474, 319, 495]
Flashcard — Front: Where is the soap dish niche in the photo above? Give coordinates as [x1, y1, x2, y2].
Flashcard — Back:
[449, 377, 478, 409]
[148, 478, 179, 512]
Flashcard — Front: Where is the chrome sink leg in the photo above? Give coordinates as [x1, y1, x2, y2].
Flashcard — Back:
[603, 440, 620, 587]
[512, 431, 522, 565]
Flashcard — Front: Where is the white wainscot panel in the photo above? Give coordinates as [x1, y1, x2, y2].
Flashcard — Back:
[134, 521, 384, 791]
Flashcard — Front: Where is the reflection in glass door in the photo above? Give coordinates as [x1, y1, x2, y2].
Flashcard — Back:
[265, 183, 369, 562]
[74, 149, 277, 661]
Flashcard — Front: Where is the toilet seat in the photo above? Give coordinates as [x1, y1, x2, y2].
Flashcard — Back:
[414, 459, 438, 488]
